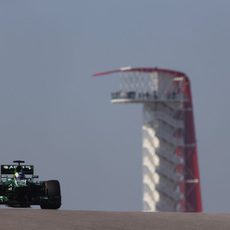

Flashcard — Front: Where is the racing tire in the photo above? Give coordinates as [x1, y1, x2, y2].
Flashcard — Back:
[40, 180, 61, 209]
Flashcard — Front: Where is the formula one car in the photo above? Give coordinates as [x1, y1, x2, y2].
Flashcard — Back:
[0, 160, 61, 209]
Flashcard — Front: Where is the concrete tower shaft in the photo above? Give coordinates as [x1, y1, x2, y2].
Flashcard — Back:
[94, 67, 202, 212]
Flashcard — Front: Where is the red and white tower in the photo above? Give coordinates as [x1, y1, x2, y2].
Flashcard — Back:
[94, 67, 202, 212]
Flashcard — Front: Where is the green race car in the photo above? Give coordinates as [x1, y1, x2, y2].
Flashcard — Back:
[0, 160, 61, 209]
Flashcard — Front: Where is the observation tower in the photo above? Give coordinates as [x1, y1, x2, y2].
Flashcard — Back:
[94, 67, 202, 212]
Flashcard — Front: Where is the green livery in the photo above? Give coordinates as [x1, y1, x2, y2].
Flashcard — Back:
[0, 160, 61, 209]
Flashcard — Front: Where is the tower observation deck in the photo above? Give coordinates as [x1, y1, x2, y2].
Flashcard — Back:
[94, 67, 202, 212]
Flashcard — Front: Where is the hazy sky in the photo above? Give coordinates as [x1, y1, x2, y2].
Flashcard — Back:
[0, 0, 230, 212]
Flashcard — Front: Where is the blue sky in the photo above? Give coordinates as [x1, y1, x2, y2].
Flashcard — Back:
[0, 0, 229, 212]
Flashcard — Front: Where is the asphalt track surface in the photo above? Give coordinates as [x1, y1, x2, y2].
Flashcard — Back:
[0, 209, 230, 230]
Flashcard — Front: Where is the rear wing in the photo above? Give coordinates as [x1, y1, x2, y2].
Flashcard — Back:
[1, 165, 34, 175]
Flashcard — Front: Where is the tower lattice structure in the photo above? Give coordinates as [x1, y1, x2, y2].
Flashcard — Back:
[94, 67, 202, 212]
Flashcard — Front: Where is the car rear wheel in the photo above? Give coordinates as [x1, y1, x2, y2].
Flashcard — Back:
[40, 180, 61, 209]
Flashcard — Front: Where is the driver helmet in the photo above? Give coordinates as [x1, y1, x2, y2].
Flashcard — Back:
[15, 166, 25, 179]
